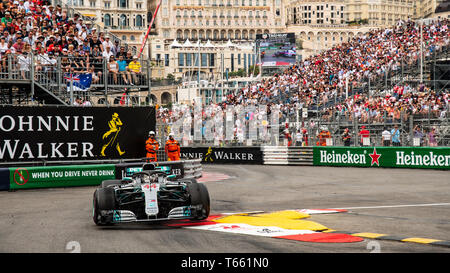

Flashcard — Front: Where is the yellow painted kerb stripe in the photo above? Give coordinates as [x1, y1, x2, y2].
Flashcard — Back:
[351, 233, 387, 239]
[401, 238, 442, 244]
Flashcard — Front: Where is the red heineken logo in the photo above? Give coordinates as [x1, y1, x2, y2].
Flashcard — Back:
[369, 148, 381, 166]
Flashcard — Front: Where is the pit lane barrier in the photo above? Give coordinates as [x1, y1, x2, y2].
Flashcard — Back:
[0, 159, 202, 191]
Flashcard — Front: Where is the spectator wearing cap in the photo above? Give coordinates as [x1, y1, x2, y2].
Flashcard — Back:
[3, 31, 10, 43]
[81, 39, 90, 54]
[12, 36, 25, 53]
[111, 39, 119, 56]
[1, 12, 12, 25]
[102, 35, 113, 52]
[25, 16, 34, 31]
[23, 0, 31, 13]
[124, 51, 133, 63]
[391, 124, 401, 146]
[17, 50, 31, 79]
[89, 34, 102, 52]
[102, 44, 114, 60]
[45, 34, 55, 48]
[75, 18, 83, 32]
[358, 125, 370, 147]
[128, 56, 141, 85]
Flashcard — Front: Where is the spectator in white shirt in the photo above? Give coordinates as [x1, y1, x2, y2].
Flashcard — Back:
[102, 45, 114, 60]
[381, 127, 391, 146]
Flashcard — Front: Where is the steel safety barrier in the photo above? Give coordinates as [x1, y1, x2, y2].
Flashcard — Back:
[2, 159, 202, 191]
[261, 146, 314, 166]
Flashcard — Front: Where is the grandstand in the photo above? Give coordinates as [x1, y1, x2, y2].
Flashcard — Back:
[0, 0, 149, 105]
[0, 1, 448, 147]
[157, 19, 450, 147]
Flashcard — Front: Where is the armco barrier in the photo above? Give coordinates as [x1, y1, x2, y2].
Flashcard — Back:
[3, 159, 203, 191]
[262, 146, 314, 165]
[182, 159, 202, 179]
[313, 146, 450, 170]
[181, 147, 263, 164]
[8, 164, 116, 190]
[0, 168, 10, 191]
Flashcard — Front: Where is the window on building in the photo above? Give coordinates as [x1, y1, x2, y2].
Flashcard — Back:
[165, 54, 170, 66]
[186, 53, 192, 66]
[163, 30, 169, 38]
[201, 53, 207, 67]
[119, 14, 127, 27]
[178, 53, 184, 66]
[118, 0, 128, 8]
[136, 15, 143, 27]
[104, 14, 111, 26]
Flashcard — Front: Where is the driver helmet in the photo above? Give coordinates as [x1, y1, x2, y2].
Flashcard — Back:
[149, 131, 155, 136]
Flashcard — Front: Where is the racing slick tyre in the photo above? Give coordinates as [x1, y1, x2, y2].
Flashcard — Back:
[93, 187, 116, 226]
[187, 183, 210, 220]
[100, 179, 123, 188]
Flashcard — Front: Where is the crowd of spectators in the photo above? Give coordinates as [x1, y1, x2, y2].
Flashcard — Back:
[320, 84, 449, 124]
[0, 0, 143, 85]
[158, 18, 449, 129]
[156, 18, 449, 146]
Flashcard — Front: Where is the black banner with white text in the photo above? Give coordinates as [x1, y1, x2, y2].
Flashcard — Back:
[181, 147, 263, 164]
[0, 106, 155, 162]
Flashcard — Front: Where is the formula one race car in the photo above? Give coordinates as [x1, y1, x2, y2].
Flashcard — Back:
[93, 170, 210, 225]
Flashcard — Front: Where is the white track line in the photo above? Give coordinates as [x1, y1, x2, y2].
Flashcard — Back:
[330, 203, 450, 210]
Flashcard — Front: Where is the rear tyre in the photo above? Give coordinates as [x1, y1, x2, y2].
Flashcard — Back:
[188, 183, 210, 220]
[93, 187, 116, 226]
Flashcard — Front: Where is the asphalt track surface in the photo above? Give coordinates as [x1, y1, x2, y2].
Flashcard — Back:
[0, 164, 449, 253]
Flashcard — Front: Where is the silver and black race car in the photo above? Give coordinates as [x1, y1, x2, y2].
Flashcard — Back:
[93, 170, 210, 225]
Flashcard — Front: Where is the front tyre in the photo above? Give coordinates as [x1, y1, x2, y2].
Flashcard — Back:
[100, 179, 123, 188]
[188, 183, 210, 220]
[93, 187, 116, 226]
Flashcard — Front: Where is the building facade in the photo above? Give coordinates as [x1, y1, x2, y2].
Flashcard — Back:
[155, 0, 288, 42]
[150, 38, 256, 82]
[67, 0, 149, 56]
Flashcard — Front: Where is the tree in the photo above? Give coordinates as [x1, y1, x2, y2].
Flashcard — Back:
[248, 65, 260, 76]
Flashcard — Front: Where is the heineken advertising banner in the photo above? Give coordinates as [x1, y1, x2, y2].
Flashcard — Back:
[0, 105, 155, 162]
[314, 147, 450, 170]
[181, 147, 263, 164]
[9, 164, 116, 190]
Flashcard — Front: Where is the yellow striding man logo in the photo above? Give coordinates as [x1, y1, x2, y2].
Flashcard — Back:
[100, 112, 125, 157]
[204, 147, 214, 162]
